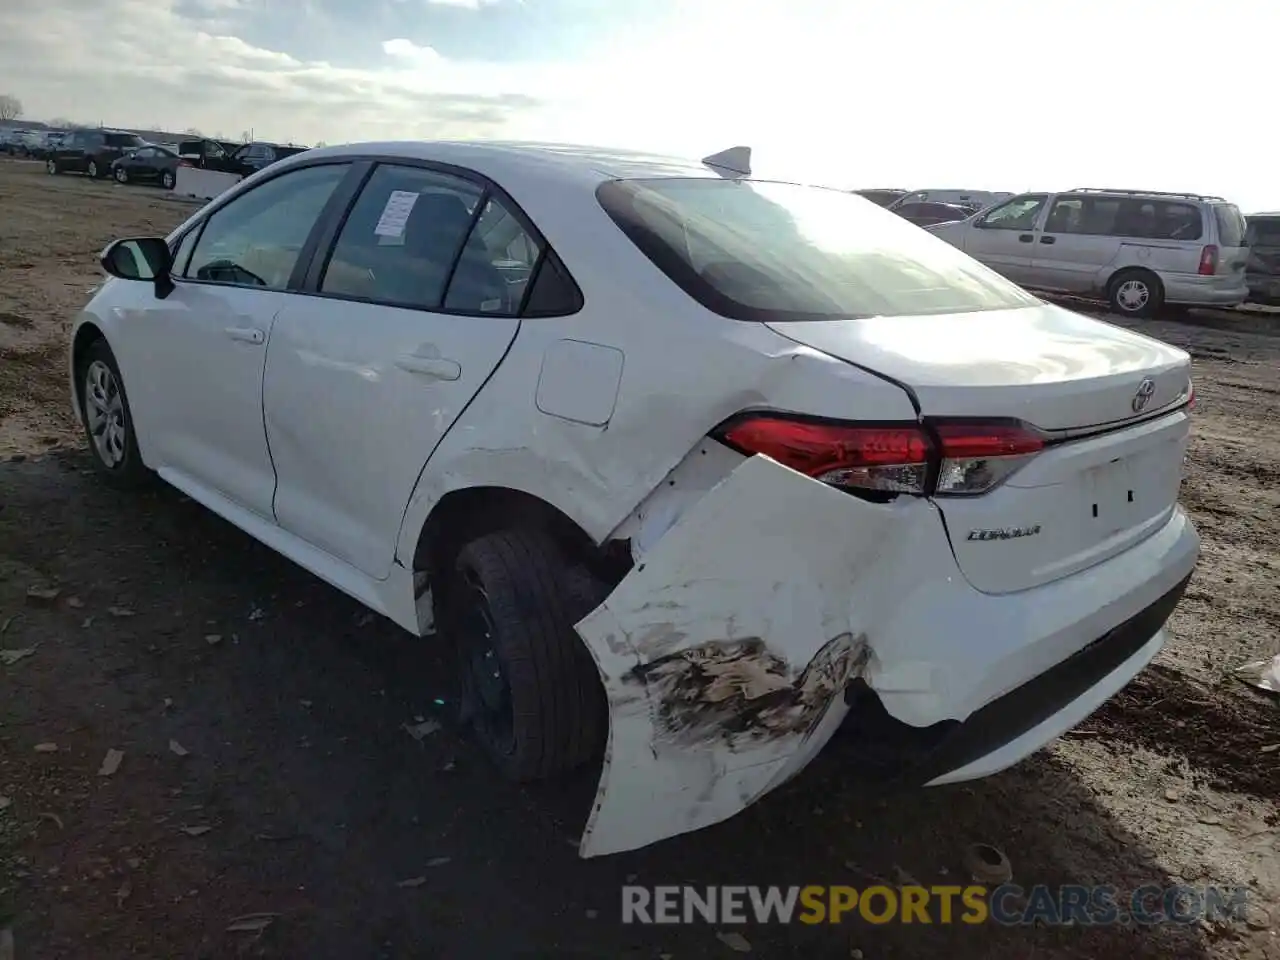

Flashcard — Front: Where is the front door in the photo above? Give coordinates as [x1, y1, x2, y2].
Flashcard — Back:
[128, 162, 353, 518]
[263, 162, 538, 578]
[962, 193, 1049, 286]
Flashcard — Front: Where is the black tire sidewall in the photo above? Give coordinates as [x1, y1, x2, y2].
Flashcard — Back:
[450, 530, 606, 781]
[78, 340, 148, 486]
[161, 171, 174, 189]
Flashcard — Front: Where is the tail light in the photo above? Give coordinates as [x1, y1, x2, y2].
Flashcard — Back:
[1198, 244, 1219, 276]
[714, 414, 1045, 497]
[932, 421, 1045, 494]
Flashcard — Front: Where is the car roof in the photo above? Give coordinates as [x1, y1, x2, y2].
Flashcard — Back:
[293, 140, 719, 190]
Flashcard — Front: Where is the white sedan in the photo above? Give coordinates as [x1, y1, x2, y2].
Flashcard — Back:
[69, 140, 1199, 858]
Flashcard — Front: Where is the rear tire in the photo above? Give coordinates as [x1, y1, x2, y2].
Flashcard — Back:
[77, 338, 151, 489]
[160, 169, 175, 190]
[447, 527, 608, 782]
[1108, 269, 1163, 319]
[46, 159, 59, 175]
[87, 159, 100, 179]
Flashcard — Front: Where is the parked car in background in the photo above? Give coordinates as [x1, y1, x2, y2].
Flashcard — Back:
[177, 137, 240, 169]
[48, 129, 148, 179]
[71, 141, 1198, 858]
[892, 200, 977, 227]
[111, 144, 186, 189]
[852, 188, 909, 207]
[891, 189, 1012, 212]
[1244, 213, 1280, 305]
[20, 131, 67, 161]
[200, 141, 309, 178]
[929, 188, 1249, 317]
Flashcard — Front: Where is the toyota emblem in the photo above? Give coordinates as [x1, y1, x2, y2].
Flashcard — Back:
[1131, 377, 1156, 413]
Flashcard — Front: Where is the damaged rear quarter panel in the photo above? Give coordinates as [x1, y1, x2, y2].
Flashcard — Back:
[574, 454, 945, 857]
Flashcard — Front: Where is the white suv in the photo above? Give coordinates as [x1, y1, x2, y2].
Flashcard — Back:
[69, 142, 1199, 857]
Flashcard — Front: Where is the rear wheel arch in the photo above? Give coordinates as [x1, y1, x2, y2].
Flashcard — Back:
[411, 485, 627, 589]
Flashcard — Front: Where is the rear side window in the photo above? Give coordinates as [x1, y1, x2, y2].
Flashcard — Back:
[104, 133, 142, 148]
[1214, 204, 1247, 247]
[1046, 195, 1203, 241]
[598, 178, 1038, 321]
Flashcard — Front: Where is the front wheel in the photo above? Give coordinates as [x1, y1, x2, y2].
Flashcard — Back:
[1108, 269, 1163, 319]
[447, 528, 608, 782]
[46, 159, 59, 175]
[114, 166, 128, 184]
[160, 169, 175, 190]
[78, 339, 150, 488]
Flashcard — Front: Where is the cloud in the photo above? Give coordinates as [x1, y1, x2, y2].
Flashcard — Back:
[0, 0, 543, 144]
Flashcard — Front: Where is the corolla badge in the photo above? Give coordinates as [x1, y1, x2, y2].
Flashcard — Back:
[967, 524, 1042, 542]
[1131, 377, 1156, 413]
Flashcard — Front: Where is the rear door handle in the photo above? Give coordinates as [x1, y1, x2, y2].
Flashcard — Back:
[395, 354, 461, 381]
[224, 326, 265, 345]
[1018, 234, 1035, 243]
[1040, 235, 1057, 244]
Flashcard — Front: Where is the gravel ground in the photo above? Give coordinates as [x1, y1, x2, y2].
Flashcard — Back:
[0, 158, 1277, 959]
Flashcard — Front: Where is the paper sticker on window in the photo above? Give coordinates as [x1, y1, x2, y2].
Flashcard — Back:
[481, 298, 502, 312]
[374, 190, 420, 239]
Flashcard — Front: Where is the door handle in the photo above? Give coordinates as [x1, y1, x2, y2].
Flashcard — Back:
[1018, 234, 1034, 243]
[1040, 235, 1057, 244]
[224, 326, 265, 345]
[395, 354, 461, 381]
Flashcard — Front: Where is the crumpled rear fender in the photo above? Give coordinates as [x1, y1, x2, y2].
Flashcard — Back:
[574, 454, 946, 857]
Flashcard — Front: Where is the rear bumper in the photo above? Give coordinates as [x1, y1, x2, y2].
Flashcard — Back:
[1163, 273, 1248, 306]
[914, 570, 1189, 785]
[573, 453, 1199, 856]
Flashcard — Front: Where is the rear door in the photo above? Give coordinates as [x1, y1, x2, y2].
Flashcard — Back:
[960, 194, 1050, 286]
[263, 161, 538, 578]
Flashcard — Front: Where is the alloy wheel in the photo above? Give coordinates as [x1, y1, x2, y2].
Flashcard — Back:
[84, 360, 127, 467]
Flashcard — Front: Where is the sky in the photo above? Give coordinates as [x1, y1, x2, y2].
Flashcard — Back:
[1, 0, 1277, 211]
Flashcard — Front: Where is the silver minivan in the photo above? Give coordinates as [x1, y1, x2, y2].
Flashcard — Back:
[929, 188, 1249, 317]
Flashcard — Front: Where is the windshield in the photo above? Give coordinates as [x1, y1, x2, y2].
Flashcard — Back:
[1247, 218, 1280, 247]
[597, 178, 1038, 321]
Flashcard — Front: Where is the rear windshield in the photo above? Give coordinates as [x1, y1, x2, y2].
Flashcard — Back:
[1214, 203, 1247, 247]
[596, 178, 1038, 321]
[1247, 217, 1280, 247]
[105, 133, 144, 148]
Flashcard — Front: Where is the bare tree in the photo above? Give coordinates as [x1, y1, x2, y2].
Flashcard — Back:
[48, 117, 74, 129]
[240, 130, 251, 143]
[183, 127, 202, 136]
[0, 94, 22, 122]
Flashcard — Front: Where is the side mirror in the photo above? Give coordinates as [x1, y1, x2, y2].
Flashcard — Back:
[100, 237, 175, 298]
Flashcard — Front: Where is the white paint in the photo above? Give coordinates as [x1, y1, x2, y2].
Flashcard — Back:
[534, 340, 625, 427]
[172, 165, 242, 201]
[374, 190, 420, 238]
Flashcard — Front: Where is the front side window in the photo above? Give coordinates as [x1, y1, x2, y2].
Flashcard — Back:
[597, 178, 1039, 321]
[319, 164, 483, 310]
[184, 162, 349, 290]
[977, 195, 1048, 231]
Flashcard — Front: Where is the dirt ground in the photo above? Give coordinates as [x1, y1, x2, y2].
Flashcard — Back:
[0, 157, 1277, 960]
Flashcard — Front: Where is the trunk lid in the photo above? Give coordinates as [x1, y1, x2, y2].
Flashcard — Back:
[767, 304, 1193, 594]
